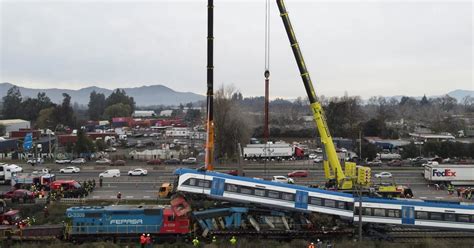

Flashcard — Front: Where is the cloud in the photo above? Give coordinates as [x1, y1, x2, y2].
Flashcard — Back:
[1, 0, 472, 98]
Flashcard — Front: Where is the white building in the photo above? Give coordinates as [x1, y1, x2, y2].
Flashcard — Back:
[0, 119, 30, 134]
[160, 110, 173, 117]
[165, 127, 190, 138]
[132, 110, 156, 118]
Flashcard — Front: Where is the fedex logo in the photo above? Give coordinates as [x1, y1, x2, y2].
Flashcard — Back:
[433, 169, 456, 177]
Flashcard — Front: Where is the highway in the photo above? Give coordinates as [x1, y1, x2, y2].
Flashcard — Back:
[0, 162, 458, 201]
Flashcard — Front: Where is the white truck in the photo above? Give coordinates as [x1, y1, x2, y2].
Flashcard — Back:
[424, 164, 474, 185]
[0, 164, 15, 185]
[377, 152, 401, 160]
[243, 143, 293, 159]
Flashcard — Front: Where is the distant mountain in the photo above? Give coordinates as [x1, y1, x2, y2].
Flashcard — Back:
[0, 83, 205, 106]
[446, 89, 474, 102]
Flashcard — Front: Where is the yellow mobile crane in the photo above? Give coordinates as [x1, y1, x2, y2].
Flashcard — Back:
[276, 0, 371, 190]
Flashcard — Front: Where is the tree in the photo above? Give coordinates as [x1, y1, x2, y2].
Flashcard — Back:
[21, 92, 54, 122]
[104, 103, 132, 119]
[95, 139, 106, 152]
[74, 130, 95, 155]
[88, 91, 106, 120]
[214, 85, 251, 161]
[2, 86, 22, 119]
[36, 107, 56, 129]
[105, 89, 135, 111]
[0, 124, 5, 136]
[54, 93, 75, 127]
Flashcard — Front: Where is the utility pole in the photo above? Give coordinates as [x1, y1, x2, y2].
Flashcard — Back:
[358, 184, 363, 241]
[359, 129, 362, 161]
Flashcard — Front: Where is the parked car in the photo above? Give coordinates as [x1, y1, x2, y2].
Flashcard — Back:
[50, 180, 81, 191]
[32, 168, 50, 174]
[308, 154, 317, 159]
[7, 164, 23, 173]
[226, 170, 238, 176]
[96, 158, 112, 165]
[272, 176, 294, 184]
[55, 159, 71, 164]
[375, 172, 392, 178]
[313, 156, 323, 163]
[27, 158, 44, 165]
[287, 170, 309, 178]
[71, 158, 86, 164]
[60, 166, 80, 174]
[113, 160, 126, 166]
[146, 159, 162, 165]
[104, 147, 117, 152]
[182, 157, 197, 164]
[387, 159, 403, 167]
[99, 169, 121, 178]
[136, 143, 146, 149]
[164, 158, 181, 165]
[128, 168, 148, 176]
[1, 189, 35, 202]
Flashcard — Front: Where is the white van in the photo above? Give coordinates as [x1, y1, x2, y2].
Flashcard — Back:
[99, 169, 121, 178]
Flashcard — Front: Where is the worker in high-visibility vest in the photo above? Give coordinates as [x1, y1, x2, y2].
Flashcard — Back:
[308, 242, 315, 248]
[229, 236, 237, 245]
[192, 237, 200, 247]
[212, 236, 217, 243]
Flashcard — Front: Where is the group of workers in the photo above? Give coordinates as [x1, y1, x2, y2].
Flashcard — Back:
[192, 235, 237, 246]
[455, 186, 473, 200]
[308, 239, 333, 248]
[139, 233, 152, 247]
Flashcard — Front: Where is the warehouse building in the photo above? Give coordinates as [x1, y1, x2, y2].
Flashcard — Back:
[0, 119, 30, 135]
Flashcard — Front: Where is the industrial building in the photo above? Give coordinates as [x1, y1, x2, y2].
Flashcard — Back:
[0, 119, 30, 135]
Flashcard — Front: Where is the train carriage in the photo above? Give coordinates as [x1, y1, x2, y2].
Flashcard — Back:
[175, 168, 354, 219]
[355, 197, 474, 230]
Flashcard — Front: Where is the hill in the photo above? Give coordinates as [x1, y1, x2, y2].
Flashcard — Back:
[0, 83, 204, 106]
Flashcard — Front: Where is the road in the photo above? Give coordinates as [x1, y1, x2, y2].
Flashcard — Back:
[0, 161, 459, 201]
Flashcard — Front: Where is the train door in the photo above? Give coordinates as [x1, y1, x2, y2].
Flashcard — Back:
[401, 206, 415, 225]
[295, 191, 308, 209]
[210, 178, 225, 196]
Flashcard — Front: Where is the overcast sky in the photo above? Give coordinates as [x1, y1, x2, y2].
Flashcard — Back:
[1, 0, 472, 99]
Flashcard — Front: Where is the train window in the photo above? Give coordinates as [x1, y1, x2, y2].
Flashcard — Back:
[325, 199, 336, 208]
[346, 202, 354, 210]
[457, 214, 470, 222]
[189, 178, 196, 186]
[373, 209, 385, 217]
[282, 193, 295, 201]
[168, 215, 175, 221]
[254, 189, 265, 197]
[310, 197, 322, 206]
[226, 184, 238, 192]
[197, 180, 210, 188]
[337, 202, 346, 209]
[363, 208, 372, 216]
[470, 215, 474, 223]
[240, 187, 253, 195]
[429, 212, 442, 221]
[444, 213, 455, 222]
[388, 210, 400, 218]
[416, 211, 428, 220]
[268, 191, 280, 199]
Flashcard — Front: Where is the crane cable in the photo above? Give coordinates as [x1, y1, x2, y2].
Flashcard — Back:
[264, 0, 270, 72]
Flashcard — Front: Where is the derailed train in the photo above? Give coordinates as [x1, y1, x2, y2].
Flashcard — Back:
[2, 168, 474, 243]
[174, 168, 474, 231]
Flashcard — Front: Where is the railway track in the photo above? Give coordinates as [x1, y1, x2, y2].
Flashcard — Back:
[366, 227, 474, 242]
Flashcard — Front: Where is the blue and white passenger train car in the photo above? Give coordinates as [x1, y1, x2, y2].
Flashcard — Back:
[356, 197, 474, 230]
[174, 168, 474, 231]
[174, 168, 354, 218]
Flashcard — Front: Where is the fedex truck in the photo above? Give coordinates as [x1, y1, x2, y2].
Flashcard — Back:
[424, 164, 474, 185]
